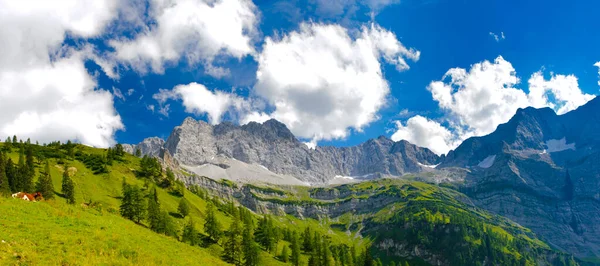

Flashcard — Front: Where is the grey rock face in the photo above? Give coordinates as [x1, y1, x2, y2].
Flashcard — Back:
[161, 118, 440, 183]
[123, 137, 165, 157]
[445, 97, 600, 258]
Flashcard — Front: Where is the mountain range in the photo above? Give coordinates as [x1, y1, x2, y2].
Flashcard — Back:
[124, 96, 600, 260]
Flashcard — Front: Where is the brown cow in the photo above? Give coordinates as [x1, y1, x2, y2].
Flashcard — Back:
[11, 192, 43, 202]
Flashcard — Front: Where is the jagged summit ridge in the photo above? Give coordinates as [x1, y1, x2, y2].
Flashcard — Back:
[130, 117, 440, 183]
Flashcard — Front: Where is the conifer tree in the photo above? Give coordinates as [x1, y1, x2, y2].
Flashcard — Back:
[204, 203, 223, 243]
[0, 153, 10, 196]
[303, 227, 313, 252]
[119, 182, 145, 222]
[61, 165, 76, 204]
[6, 158, 16, 192]
[147, 187, 162, 232]
[321, 237, 332, 266]
[23, 146, 35, 192]
[135, 147, 141, 157]
[256, 215, 277, 252]
[291, 231, 301, 266]
[160, 210, 177, 237]
[35, 160, 54, 199]
[178, 198, 190, 217]
[182, 218, 199, 246]
[280, 245, 289, 263]
[224, 208, 243, 265]
[242, 223, 260, 266]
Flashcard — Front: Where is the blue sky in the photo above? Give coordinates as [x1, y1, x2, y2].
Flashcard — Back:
[1, 0, 599, 155]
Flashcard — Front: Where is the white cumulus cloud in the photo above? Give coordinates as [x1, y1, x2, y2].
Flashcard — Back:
[0, 0, 124, 148]
[153, 82, 253, 124]
[528, 72, 595, 115]
[392, 56, 595, 155]
[110, 0, 259, 77]
[255, 22, 419, 143]
[391, 116, 458, 156]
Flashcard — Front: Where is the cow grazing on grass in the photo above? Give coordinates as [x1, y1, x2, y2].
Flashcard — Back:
[11, 192, 43, 202]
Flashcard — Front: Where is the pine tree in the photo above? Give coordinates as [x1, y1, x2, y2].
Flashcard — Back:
[12, 135, 17, 144]
[135, 147, 141, 157]
[22, 146, 34, 192]
[61, 165, 76, 204]
[178, 198, 190, 217]
[243, 224, 260, 266]
[147, 187, 162, 232]
[204, 203, 223, 243]
[35, 160, 54, 199]
[224, 209, 243, 265]
[280, 245, 289, 263]
[291, 231, 301, 266]
[0, 153, 10, 196]
[182, 218, 199, 246]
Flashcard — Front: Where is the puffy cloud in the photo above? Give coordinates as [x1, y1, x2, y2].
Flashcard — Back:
[110, 0, 259, 76]
[153, 82, 252, 124]
[528, 72, 595, 115]
[392, 56, 595, 155]
[0, 0, 124, 147]
[391, 116, 457, 155]
[427, 56, 530, 137]
[241, 112, 272, 125]
[255, 22, 419, 142]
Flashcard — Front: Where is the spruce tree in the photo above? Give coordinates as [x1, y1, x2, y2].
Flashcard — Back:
[303, 227, 313, 252]
[256, 215, 276, 252]
[61, 165, 76, 204]
[135, 147, 141, 157]
[119, 182, 145, 222]
[280, 245, 289, 263]
[160, 210, 177, 237]
[204, 203, 223, 243]
[224, 209, 243, 265]
[182, 218, 199, 246]
[242, 224, 260, 266]
[147, 187, 162, 232]
[0, 153, 10, 196]
[35, 160, 54, 199]
[291, 231, 301, 266]
[6, 158, 16, 192]
[178, 198, 190, 217]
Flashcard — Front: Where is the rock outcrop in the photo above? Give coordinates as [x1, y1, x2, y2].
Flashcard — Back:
[445, 97, 600, 258]
[128, 117, 440, 184]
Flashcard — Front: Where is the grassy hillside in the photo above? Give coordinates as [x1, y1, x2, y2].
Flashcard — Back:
[0, 197, 228, 265]
[235, 179, 579, 266]
[0, 142, 363, 266]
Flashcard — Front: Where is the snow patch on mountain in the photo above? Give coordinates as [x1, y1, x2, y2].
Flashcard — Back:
[478, 155, 496, 168]
[418, 162, 440, 169]
[545, 138, 575, 153]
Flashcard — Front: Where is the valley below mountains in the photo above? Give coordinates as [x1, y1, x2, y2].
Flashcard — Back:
[124, 97, 600, 263]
